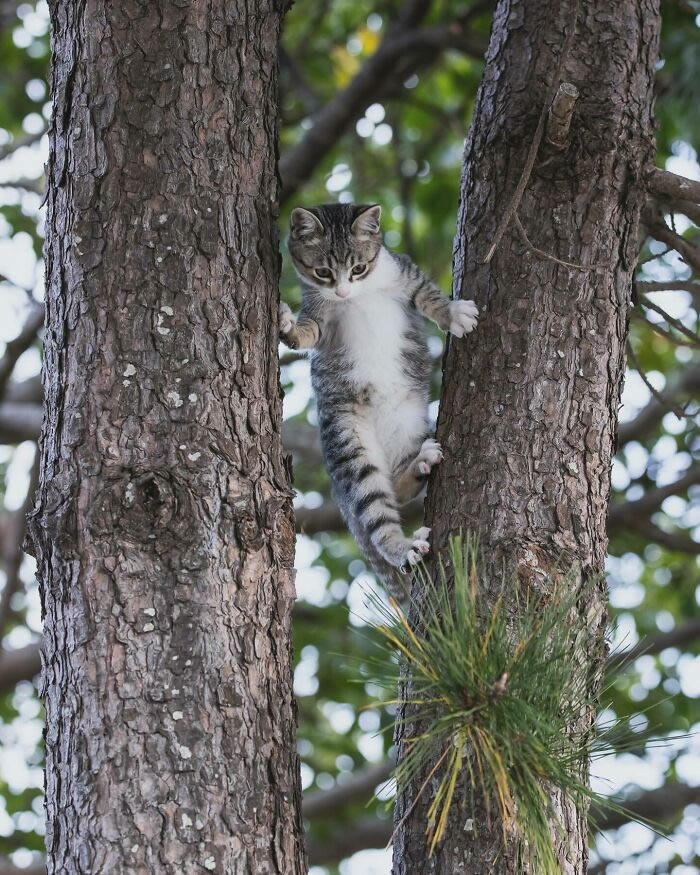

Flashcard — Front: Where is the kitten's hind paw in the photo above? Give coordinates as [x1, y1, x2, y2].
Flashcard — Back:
[279, 302, 296, 335]
[449, 299, 479, 338]
[416, 439, 443, 476]
[404, 528, 431, 566]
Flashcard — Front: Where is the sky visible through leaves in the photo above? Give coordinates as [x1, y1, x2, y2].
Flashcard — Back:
[0, 1, 698, 873]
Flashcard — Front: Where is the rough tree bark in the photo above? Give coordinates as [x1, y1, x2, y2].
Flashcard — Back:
[392, 0, 661, 873]
[28, 1, 305, 873]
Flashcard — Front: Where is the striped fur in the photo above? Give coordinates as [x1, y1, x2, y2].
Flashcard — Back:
[280, 203, 478, 597]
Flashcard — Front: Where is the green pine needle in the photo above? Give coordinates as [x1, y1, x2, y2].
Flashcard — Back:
[363, 533, 655, 872]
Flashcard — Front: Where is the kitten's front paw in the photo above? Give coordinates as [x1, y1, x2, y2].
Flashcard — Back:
[279, 302, 296, 335]
[449, 299, 479, 338]
[416, 439, 443, 476]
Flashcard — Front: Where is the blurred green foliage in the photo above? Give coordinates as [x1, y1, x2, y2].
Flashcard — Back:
[0, 0, 697, 872]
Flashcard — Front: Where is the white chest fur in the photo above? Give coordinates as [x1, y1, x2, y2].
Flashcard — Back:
[337, 250, 411, 396]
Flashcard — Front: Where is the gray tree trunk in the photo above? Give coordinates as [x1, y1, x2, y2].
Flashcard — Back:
[29, 2, 305, 873]
[392, 0, 661, 872]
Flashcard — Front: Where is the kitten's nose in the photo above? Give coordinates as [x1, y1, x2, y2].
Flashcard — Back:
[335, 288, 350, 299]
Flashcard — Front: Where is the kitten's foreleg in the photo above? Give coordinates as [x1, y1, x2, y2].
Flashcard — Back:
[411, 280, 479, 337]
[279, 302, 320, 350]
[392, 438, 443, 503]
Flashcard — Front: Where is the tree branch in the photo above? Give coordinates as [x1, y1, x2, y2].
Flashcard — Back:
[607, 616, 700, 673]
[631, 306, 698, 347]
[592, 781, 700, 832]
[0, 306, 44, 401]
[647, 167, 700, 205]
[0, 0, 21, 32]
[0, 451, 39, 638]
[296, 496, 424, 535]
[305, 780, 700, 866]
[0, 127, 47, 161]
[279, 1, 487, 202]
[626, 341, 686, 420]
[622, 518, 700, 555]
[644, 219, 700, 273]
[617, 362, 700, 446]
[634, 280, 700, 295]
[0, 177, 45, 197]
[0, 403, 43, 443]
[304, 761, 393, 819]
[545, 81, 579, 148]
[3, 376, 42, 405]
[655, 197, 700, 228]
[0, 862, 45, 875]
[307, 816, 392, 866]
[280, 0, 431, 200]
[639, 295, 700, 347]
[0, 642, 41, 693]
[607, 466, 700, 532]
[279, 46, 320, 117]
[281, 420, 322, 471]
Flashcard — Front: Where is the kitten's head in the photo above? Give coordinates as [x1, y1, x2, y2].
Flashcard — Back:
[288, 203, 382, 300]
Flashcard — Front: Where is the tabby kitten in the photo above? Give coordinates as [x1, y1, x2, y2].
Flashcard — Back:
[280, 203, 478, 595]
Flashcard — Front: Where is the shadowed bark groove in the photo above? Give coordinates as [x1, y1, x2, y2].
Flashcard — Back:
[392, 0, 661, 872]
[28, 1, 305, 873]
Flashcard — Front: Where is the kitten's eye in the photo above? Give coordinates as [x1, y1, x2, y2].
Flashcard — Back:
[351, 264, 367, 277]
[314, 268, 333, 280]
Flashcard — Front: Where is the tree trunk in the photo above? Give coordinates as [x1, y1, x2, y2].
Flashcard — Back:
[29, 2, 305, 873]
[392, 0, 661, 872]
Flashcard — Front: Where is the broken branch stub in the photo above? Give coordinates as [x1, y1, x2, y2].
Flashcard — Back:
[546, 82, 580, 148]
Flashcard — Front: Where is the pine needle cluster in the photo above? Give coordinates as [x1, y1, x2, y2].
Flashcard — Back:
[365, 534, 634, 872]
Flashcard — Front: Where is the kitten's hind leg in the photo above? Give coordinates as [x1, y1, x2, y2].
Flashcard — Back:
[392, 438, 443, 503]
[405, 527, 431, 566]
[368, 517, 431, 572]
[325, 418, 430, 576]
[343, 457, 430, 572]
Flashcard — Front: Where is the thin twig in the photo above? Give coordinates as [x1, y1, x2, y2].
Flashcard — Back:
[514, 213, 608, 272]
[484, 110, 549, 264]
[646, 221, 700, 273]
[662, 198, 700, 228]
[626, 342, 686, 419]
[639, 295, 700, 347]
[638, 245, 671, 265]
[484, 0, 581, 264]
[631, 309, 699, 348]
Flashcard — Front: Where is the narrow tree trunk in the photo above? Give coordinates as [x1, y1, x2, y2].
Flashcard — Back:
[392, 0, 660, 872]
[29, 2, 305, 873]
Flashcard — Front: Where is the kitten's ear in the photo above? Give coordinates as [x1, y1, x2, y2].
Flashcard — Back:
[351, 204, 381, 238]
[290, 207, 324, 240]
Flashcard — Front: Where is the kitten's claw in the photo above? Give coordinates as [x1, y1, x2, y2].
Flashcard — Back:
[449, 299, 479, 338]
[279, 302, 296, 335]
[416, 439, 443, 475]
[413, 526, 431, 542]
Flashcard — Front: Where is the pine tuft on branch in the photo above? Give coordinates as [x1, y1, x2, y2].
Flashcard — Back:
[363, 535, 662, 871]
